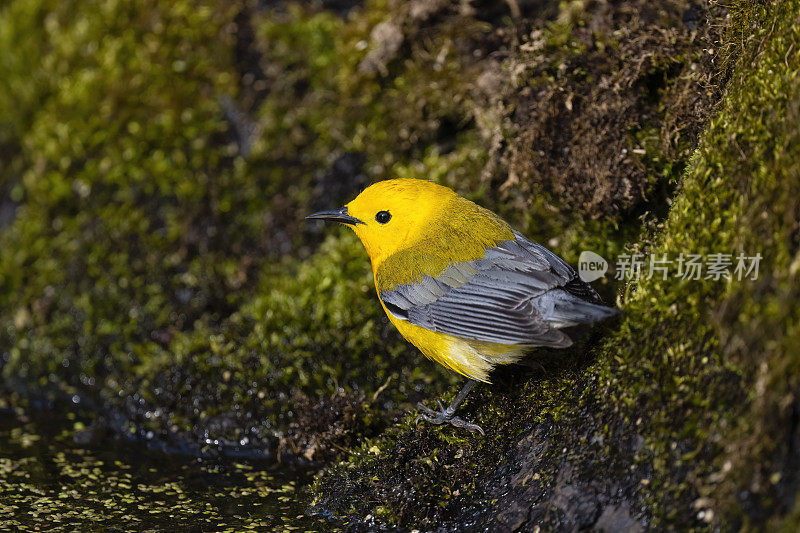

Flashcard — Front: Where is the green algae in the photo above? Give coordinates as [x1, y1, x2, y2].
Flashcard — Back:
[0, 406, 337, 531]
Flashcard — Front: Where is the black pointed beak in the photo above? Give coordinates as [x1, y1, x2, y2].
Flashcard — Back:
[305, 206, 364, 225]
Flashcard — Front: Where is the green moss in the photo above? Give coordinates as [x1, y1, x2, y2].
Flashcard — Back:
[0, 0, 494, 457]
[133, 233, 432, 437]
[1, 0, 244, 387]
[593, 1, 800, 526]
[248, 0, 495, 198]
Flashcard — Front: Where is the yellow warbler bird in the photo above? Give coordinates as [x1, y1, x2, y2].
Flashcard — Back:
[307, 178, 619, 434]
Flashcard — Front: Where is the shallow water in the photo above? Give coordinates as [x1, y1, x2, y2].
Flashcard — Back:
[0, 407, 339, 531]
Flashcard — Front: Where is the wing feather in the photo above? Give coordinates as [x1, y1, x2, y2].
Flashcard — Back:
[378, 232, 619, 347]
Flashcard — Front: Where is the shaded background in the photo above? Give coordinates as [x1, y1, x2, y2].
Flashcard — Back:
[1, 0, 799, 530]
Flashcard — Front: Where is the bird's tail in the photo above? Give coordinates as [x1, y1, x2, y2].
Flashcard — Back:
[534, 289, 621, 329]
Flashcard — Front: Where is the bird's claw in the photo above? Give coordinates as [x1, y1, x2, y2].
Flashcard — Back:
[415, 401, 485, 435]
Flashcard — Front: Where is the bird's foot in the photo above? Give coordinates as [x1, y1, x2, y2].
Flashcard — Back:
[415, 400, 484, 435]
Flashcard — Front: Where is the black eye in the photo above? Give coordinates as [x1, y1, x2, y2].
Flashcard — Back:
[375, 210, 391, 224]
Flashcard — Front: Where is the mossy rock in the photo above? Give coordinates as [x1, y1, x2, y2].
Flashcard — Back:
[311, 0, 800, 530]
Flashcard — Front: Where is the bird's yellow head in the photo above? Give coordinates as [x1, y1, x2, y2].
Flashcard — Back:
[306, 178, 458, 266]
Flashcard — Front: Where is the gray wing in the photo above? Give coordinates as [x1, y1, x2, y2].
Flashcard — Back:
[379, 233, 619, 347]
